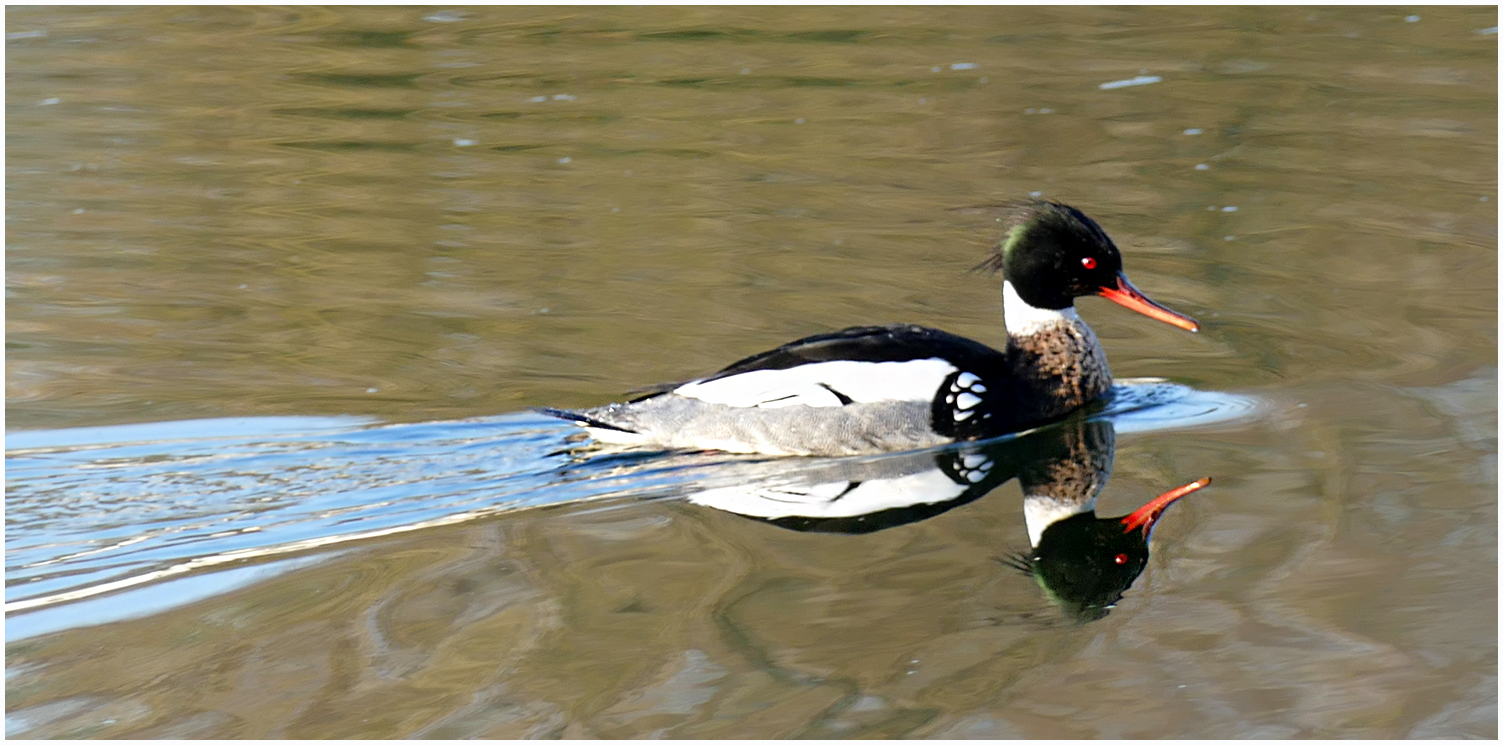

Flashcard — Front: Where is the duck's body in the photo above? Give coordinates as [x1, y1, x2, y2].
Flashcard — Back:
[542, 201, 1198, 456]
[550, 299, 1108, 456]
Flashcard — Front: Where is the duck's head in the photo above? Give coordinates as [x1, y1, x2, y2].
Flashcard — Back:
[977, 201, 1200, 333]
[1023, 476, 1211, 622]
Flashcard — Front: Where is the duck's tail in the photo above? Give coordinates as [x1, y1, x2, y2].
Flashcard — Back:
[535, 407, 655, 446]
[534, 407, 638, 433]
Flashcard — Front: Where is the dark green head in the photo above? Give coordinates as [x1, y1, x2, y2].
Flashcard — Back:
[1019, 477, 1211, 623]
[976, 200, 1200, 332]
[1029, 511, 1152, 622]
[977, 201, 1124, 310]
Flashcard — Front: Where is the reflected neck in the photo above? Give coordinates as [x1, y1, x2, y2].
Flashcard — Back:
[1023, 494, 1096, 547]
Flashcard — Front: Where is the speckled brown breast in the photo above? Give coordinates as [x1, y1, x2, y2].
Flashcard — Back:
[1005, 317, 1113, 422]
[1019, 419, 1115, 504]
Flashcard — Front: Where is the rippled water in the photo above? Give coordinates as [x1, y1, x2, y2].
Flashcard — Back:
[5, 381, 1256, 634]
[6, 6, 1496, 739]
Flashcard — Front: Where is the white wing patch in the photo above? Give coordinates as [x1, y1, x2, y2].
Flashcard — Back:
[689, 468, 971, 519]
[674, 358, 959, 409]
[943, 370, 990, 424]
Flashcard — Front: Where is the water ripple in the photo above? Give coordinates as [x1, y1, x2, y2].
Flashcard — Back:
[5, 381, 1257, 634]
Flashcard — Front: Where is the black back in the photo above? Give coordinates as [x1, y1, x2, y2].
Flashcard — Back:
[708, 324, 1007, 379]
[630, 324, 1012, 407]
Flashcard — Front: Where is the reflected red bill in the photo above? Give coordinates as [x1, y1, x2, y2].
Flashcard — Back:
[1121, 477, 1212, 535]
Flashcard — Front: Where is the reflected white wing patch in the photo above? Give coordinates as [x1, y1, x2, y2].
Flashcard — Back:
[674, 358, 958, 409]
[688, 468, 971, 519]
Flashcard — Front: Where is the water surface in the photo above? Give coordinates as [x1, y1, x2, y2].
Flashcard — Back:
[6, 6, 1496, 738]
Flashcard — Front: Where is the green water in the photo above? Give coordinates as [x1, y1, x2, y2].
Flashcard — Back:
[6, 6, 1496, 738]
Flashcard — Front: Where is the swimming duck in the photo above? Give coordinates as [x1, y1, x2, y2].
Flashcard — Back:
[541, 201, 1199, 456]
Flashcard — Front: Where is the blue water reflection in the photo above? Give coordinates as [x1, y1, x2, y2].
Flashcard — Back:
[5, 380, 1258, 638]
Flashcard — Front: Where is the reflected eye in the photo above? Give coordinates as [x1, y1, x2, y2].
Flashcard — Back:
[1113, 553, 1128, 565]
[1081, 257, 1098, 270]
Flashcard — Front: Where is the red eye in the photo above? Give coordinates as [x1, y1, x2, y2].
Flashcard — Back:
[1113, 553, 1128, 565]
[1081, 257, 1098, 270]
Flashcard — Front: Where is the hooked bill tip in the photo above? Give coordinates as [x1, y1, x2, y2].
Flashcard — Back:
[1098, 273, 1201, 333]
[1120, 476, 1213, 534]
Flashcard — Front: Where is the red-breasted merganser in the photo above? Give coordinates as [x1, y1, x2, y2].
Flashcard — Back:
[541, 201, 1200, 456]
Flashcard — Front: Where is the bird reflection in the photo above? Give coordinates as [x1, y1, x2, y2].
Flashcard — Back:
[685, 419, 1210, 622]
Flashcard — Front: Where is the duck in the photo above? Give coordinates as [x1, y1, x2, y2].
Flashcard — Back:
[540, 200, 1200, 456]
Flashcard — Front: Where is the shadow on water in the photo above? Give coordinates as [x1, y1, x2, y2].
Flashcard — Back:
[5, 380, 1257, 639]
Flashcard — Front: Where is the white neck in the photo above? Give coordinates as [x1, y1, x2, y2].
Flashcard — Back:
[1023, 494, 1096, 547]
[1003, 281, 1079, 337]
